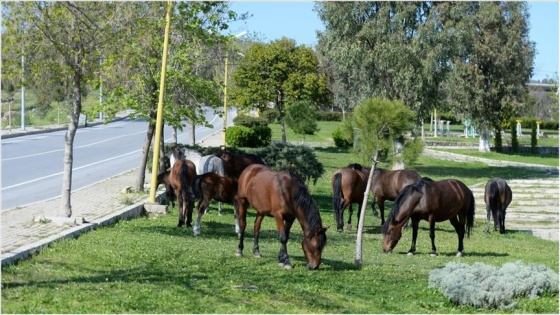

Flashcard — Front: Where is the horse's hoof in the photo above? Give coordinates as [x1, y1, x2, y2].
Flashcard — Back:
[337, 228, 343, 233]
[407, 252, 414, 256]
[456, 252, 463, 257]
[235, 251, 243, 257]
[430, 252, 438, 257]
[253, 252, 262, 258]
[346, 224, 352, 231]
[218, 213, 223, 216]
[279, 263, 293, 270]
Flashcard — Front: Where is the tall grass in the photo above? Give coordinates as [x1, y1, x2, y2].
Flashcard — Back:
[1, 147, 558, 313]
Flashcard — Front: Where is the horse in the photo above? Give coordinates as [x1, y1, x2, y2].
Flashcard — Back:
[156, 170, 175, 207]
[331, 163, 372, 232]
[381, 177, 475, 257]
[370, 168, 422, 225]
[168, 148, 197, 228]
[484, 178, 513, 234]
[234, 164, 328, 270]
[218, 151, 266, 178]
[180, 148, 227, 215]
[191, 173, 238, 236]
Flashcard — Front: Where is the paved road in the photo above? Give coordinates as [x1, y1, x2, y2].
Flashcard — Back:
[1, 107, 234, 211]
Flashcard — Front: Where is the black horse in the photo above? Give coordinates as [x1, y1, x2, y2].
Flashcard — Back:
[484, 178, 512, 234]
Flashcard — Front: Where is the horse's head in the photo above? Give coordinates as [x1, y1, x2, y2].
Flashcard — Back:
[381, 220, 402, 253]
[301, 226, 328, 270]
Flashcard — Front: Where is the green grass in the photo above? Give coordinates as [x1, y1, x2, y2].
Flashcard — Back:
[269, 121, 340, 144]
[431, 148, 559, 168]
[2, 147, 558, 313]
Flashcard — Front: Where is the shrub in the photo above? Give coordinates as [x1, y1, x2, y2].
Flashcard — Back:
[247, 125, 272, 147]
[510, 120, 519, 153]
[252, 142, 325, 185]
[285, 101, 320, 139]
[262, 109, 279, 123]
[225, 125, 271, 148]
[531, 120, 538, 153]
[428, 261, 559, 309]
[316, 111, 342, 121]
[233, 114, 268, 128]
[332, 125, 352, 149]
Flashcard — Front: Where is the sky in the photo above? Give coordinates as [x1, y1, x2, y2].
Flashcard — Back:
[228, 1, 559, 82]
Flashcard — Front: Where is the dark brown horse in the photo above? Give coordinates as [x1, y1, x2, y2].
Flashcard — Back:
[191, 173, 238, 236]
[370, 168, 421, 224]
[168, 148, 197, 228]
[382, 178, 475, 257]
[218, 151, 265, 178]
[484, 178, 512, 234]
[331, 163, 371, 232]
[235, 164, 328, 269]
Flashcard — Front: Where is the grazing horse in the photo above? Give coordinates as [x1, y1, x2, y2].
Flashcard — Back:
[484, 178, 512, 234]
[168, 148, 197, 228]
[235, 164, 328, 270]
[370, 168, 421, 225]
[331, 163, 372, 232]
[156, 170, 175, 207]
[181, 148, 227, 215]
[382, 178, 475, 257]
[218, 151, 266, 178]
[191, 173, 238, 236]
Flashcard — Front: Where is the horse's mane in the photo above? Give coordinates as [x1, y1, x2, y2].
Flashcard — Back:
[290, 173, 326, 250]
[382, 177, 433, 233]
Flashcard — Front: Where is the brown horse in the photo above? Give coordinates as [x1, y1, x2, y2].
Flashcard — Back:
[235, 164, 328, 270]
[218, 151, 265, 178]
[156, 170, 175, 207]
[168, 148, 197, 228]
[484, 178, 513, 234]
[191, 173, 238, 236]
[370, 168, 421, 224]
[382, 178, 475, 257]
[331, 163, 372, 232]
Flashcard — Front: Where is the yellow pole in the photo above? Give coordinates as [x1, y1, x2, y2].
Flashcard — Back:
[222, 55, 229, 147]
[149, 1, 172, 203]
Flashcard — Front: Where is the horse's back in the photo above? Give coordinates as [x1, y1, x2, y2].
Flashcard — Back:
[485, 177, 512, 206]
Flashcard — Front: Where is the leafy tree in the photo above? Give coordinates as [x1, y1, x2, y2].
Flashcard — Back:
[2, 2, 122, 217]
[443, 2, 535, 152]
[349, 97, 422, 266]
[284, 101, 319, 143]
[230, 37, 330, 144]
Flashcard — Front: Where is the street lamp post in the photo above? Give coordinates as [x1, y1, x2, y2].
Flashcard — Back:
[222, 31, 247, 147]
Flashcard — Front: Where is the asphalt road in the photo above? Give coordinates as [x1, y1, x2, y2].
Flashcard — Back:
[1, 107, 233, 211]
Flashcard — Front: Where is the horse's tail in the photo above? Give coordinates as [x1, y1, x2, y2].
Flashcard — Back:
[180, 163, 195, 201]
[466, 190, 475, 238]
[488, 180, 500, 211]
[192, 174, 204, 200]
[332, 173, 343, 226]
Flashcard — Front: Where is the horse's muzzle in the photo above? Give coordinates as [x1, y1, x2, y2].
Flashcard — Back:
[307, 263, 319, 270]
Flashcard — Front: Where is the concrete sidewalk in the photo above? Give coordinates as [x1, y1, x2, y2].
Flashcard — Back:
[1, 129, 225, 266]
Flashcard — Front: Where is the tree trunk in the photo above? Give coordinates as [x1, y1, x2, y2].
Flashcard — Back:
[355, 150, 379, 267]
[61, 71, 82, 217]
[189, 120, 196, 145]
[136, 109, 157, 191]
[478, 126, 491, 153]
[158, 122, 166, 172]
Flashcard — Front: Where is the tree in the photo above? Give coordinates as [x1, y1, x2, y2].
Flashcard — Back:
[2, 2, 122, 217]
[284, 101, 319, 143]
[230, 37, 330, 143]
[442, 2, 535, 152]
[349, 97, 422, 266]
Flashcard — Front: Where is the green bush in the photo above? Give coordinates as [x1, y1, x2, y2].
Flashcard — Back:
[332, 125, 352, 149]
[233, 114, 268, 128]
[225, 125, 271, 148]
[316, 111, 342, 121]
[285, 101, 319, 138]
[531, 120, 538, 154]
[252, 142, 324, 185]
[429, 261, 559, 309]
[262, 109, 279, 123]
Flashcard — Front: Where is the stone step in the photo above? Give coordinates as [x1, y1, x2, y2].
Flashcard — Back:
[475, 213, 558, 222]
[475, 199, 558, 207]
[472, 193, 559, 200]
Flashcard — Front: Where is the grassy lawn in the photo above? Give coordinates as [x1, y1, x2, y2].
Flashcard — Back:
[2, 144, 558, 313]
[430, 149, 559, 168]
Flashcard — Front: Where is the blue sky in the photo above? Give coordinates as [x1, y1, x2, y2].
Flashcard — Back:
[228, 1, 559, 81]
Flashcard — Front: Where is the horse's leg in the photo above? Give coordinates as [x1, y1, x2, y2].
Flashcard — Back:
[347, 203, 354, 231]
[378, 198, 386, 225]
[407, 218, 420, 255]
[193, 199, 207, 236]
[428, 219, 438, 256]
[176, 189, 185, 227]
[485, 204, 492, 234]
[185, 198, 193, 228]
[276, 216, 294, 269]
[218, 201, 223, 216]
[252, 214, 264, 258]
[372, 196, 379, 217]
[235, 198, 248, 257]
[492, 208, 499, 232]
[499, 204, 506, 234]
[449, 216, 465, 257]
